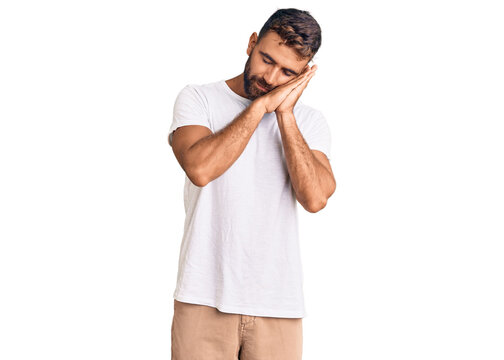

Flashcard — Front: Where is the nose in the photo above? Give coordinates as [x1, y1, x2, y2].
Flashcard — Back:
[262, 68, 280, 88]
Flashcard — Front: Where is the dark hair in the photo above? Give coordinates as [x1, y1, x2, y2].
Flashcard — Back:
[257, 8, 322, 62]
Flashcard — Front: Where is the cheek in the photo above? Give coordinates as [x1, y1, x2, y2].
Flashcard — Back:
[251, 59, 267, 73]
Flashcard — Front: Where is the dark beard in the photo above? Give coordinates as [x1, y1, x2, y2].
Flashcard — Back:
[243, 50, 270, 100]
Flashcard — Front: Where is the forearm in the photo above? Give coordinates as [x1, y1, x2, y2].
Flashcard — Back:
[186, 99, 265, 186]
[276, 111, 332, 212]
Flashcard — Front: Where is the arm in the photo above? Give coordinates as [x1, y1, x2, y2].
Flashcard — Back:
[276, 111, 336, 212]
[181, 99, 266, 186]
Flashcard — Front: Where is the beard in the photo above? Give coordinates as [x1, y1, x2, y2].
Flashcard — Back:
[243, 50, 272, 100]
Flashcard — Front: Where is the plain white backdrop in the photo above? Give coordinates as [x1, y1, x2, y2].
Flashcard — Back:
[1, 0, 503, 359]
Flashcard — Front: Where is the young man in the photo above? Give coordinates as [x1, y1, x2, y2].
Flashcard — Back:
[168, 8, 336, 359]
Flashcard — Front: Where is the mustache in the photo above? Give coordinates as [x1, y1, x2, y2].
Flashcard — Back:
[255, 79, 272, 91]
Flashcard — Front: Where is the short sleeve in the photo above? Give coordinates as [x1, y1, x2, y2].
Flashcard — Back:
[168, 84, 213, 146]
[298, 109, 332, 161]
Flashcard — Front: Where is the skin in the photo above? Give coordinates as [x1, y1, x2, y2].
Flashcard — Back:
[225, 30, 336, 212]
[225, 30, 317, 110]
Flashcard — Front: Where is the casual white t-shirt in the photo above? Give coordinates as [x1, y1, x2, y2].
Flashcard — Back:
[168, 79, 331, 318]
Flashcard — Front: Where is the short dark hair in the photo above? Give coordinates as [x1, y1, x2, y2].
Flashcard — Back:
[257, 8, 322, 62]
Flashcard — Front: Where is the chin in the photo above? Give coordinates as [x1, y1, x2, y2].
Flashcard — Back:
[244, 87, 259, 100]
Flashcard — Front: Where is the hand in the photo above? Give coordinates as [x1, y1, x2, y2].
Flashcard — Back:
[256, 64, 314, 114]
[275, 64, 317, 115]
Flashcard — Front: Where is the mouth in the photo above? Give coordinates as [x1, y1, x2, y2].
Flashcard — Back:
[256, 82, 268, 92]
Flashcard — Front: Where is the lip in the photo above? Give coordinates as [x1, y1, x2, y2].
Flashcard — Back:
[256, 82, 268, 92]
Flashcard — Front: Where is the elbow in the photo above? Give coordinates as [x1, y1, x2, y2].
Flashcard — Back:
[189, 175, 208, 188]
[306, 181, 336, 212]
[186, 166, 209, 187]
[306, 177, 336, 213]
[306, 197, 328, 213]
[329, 179, 337, 196]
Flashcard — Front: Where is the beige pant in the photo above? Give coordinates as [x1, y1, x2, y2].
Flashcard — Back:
[171, 299, 303, 359]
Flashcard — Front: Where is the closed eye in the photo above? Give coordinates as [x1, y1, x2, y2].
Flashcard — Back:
[262, 59, 292, 77]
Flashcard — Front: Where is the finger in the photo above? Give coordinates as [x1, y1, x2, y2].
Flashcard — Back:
[289, 68, 311, 83]
[277, 67, 314, 91]
[290, 74, 315, 99]
[290, 68, 313, 87]
[293, 69, 315, 90]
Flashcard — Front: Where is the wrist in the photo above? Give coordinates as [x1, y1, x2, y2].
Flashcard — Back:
[251, 98, 267, 116]
[275, 110, 295, 119]
[275, 110, 297, 128]
[275, 110, 294, 116]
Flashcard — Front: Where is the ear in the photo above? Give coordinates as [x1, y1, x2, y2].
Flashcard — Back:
[246, 32, 258, 56]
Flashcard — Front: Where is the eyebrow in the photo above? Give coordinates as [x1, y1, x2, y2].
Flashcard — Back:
[259, 51, 299, 76]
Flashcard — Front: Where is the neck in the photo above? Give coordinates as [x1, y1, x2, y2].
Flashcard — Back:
[225, 73, 248, 99]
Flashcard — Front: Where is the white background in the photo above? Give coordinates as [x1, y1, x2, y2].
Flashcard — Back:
[1, 1, 503, 359]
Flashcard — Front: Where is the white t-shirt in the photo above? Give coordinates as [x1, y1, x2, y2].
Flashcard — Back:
[168, 79, 331, 318]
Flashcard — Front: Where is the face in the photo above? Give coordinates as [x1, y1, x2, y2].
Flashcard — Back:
[243, 31, 309, 100]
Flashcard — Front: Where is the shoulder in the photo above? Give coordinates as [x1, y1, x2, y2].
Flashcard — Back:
[176, 80, 222, 106]
[178, 80, 222, 96]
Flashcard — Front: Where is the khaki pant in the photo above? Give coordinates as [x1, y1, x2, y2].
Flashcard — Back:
[171, 299, 303, 359]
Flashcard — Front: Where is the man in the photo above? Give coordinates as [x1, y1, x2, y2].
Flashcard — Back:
[168, 8, 336, 359]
